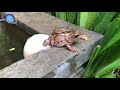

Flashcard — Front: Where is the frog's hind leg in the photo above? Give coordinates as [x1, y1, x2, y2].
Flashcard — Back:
[66, 44, 77, 52]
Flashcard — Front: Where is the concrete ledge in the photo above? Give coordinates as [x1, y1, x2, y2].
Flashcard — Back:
[0, 12, 103, 78]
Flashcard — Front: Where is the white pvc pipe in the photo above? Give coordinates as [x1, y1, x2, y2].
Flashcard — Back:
[23, 34, 51, 58]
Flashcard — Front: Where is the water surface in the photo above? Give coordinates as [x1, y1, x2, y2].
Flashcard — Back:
[0, 22, 31, 70]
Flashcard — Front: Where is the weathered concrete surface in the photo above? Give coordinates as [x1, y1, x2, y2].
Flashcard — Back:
[0, 12, 103, 78]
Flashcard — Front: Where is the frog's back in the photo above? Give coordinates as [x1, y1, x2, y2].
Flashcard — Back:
[54, 34, 68, 47]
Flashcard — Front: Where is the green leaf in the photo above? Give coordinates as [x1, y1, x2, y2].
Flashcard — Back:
[56, 12, 67, 21]
[85, 12, 100, 30]
[66, 12, 76, 24]
[111, 12, 120, 20]
[80, 12, 89, 28]
[95, 57, 120, 78]
[50, 12, 56, 16]
[76, 12, 80, 26]
[81, 45, 101, 77]
[93, 12, 116, 34]
[118, 14, 120, 18]
[100, 18, 120, 54]
[82, 18, 120, 78]
[91, 38, 120, 78]
[99, 70, 116, 78]
[91, 12, 105, 30]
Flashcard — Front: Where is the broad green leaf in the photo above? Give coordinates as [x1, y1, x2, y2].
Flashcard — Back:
[99, 70, 116, 78]
[91, 12, 105, 30]
[92, 38, 120, 78]
[46, 12, 56, 16]
[76, 12, 80, 26]
[66, 12, 76, 24]
[118, 14, 120, 18]
[111, 12, 120, 20]
[80, 12, 89, 28]
[82, 18, 120, 77]
[95, 57, 120, 78]
[99, 18, 120, 54]
[81, 45, 101, 77]
[85, 12, 100, 30]
[56, 12, 67, 21]
[93, 12, 116, 34]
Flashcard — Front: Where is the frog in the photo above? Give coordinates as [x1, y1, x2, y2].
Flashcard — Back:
[43, 27, 87, 52]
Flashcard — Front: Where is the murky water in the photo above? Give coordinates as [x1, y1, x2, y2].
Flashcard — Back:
[0, 22, 31, 70]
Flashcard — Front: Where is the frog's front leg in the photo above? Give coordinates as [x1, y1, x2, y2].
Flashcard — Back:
[66, 44, 77, 52]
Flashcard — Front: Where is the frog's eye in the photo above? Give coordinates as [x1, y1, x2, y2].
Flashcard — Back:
[75, 35, 79, 38]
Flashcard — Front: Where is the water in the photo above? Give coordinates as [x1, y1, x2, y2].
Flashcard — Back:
[0, 22, 31, 70]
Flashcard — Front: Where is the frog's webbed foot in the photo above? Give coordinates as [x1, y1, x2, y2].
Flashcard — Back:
[66, 44, 77, 52]
[79, 34, 88, 41]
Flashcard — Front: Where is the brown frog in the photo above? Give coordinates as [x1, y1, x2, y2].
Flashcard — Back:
[43, 27, 87, 52]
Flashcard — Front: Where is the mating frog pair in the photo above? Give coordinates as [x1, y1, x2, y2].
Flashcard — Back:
[43, 27, 88, 52]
